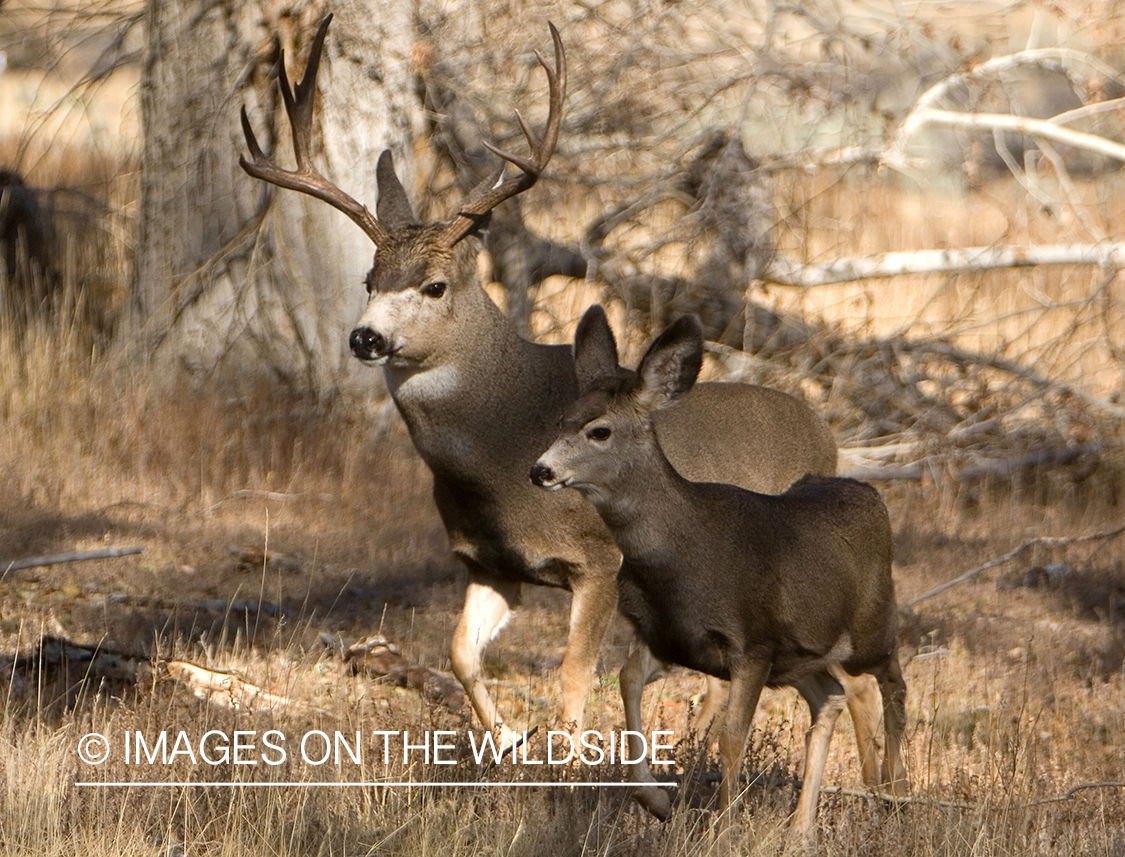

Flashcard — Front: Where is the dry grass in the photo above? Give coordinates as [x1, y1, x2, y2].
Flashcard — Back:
[3, 2, 1125, 853]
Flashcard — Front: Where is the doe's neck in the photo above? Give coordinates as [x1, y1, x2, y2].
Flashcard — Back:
[588, 432, 695, 554]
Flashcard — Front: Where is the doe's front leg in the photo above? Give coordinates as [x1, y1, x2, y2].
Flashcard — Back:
[792, 669, 848, 846]
[620, 641, 673, 819]
[715, 661, 769, 852]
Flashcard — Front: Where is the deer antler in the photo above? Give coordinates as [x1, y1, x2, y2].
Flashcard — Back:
[239, 15, 390, 247]
[441, 22, 567, 244]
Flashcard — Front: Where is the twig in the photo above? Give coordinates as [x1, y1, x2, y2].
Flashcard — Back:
[819, 782, 1125, 809]
[1028, 782, 1125, 806]
[208, 489, 335, 513]
[839, 444, 1107, 483]
[105, 594, 290, 617]
[166, 660, 308, 714]
[819, 785, 974, 810]
[1, 547, 144, 574]
[905, 523, 1125, 607]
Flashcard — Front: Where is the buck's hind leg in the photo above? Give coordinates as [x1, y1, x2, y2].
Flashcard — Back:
[621, 641, 673, 819]
[877, 654, 909, 797]
[560, 566, 619, 733]
[691, 675, 728, 737]
[840, 672, 883, 788]
[451, 573, 523, 751]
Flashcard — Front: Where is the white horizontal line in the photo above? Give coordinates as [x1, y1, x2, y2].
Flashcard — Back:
[76, 781, 675, 788]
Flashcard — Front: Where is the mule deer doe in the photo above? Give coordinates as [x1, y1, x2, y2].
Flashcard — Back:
[239, 16, 886, 766]
[531, 313, 908, 842]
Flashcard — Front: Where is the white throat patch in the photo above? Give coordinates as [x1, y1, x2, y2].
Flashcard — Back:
[387, 363, 462, 403]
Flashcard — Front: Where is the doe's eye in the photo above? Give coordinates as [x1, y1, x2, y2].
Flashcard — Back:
[421, 281, 447, 299]
[588, 426, 611, 441]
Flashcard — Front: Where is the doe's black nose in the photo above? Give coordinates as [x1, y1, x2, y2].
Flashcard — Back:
[529, 462, 554, 487]
[350, 326, 386, 360]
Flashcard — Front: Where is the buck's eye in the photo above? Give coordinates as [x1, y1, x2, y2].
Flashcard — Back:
[421, 281, 447, 299]
[588, 426, 611, 441]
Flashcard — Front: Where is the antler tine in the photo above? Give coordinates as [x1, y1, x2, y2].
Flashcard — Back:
[443, 22, 567, 242]
[239, 14, 389, 247]
[277, 12, 330, 170]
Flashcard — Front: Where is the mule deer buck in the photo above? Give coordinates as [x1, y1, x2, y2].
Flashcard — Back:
[531, 314, 908, 842]
[239, 16, 885, 765]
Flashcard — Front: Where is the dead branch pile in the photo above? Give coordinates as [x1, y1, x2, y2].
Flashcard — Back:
[711, 324, 1124, 488]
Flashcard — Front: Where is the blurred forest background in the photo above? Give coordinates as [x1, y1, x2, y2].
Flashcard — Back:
[2, 1, 1125, 855]
[3, 0, 1125, 486]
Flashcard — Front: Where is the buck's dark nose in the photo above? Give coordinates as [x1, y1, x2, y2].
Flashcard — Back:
[529, 462, 554, 487]
[350, 326, 386, 361]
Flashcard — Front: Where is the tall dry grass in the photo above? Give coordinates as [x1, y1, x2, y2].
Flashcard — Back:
[2, 575, 1123, 857]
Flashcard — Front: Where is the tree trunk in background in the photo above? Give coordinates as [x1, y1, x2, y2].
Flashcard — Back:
[136, 0, 416, 392]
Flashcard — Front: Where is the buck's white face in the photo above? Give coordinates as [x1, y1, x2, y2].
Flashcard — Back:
[349, 225, 482, 375]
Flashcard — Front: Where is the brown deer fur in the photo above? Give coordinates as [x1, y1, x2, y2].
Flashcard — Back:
[532, 314, 908, 842]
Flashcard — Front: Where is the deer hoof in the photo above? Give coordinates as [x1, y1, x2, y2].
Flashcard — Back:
[497, 724, 538, 755]
[633, 784, 673, 821]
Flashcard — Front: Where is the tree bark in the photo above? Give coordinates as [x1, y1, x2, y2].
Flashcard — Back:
[136, 0, 416, 390]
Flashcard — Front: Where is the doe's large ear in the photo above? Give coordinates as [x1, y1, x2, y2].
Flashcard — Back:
[376, 150, 416, 226]
[573, 305, 619, 391]
[634, 315, 703, 411]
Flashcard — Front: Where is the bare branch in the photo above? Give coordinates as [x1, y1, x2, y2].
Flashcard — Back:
[905, 523, 1125, 608]
[763, 243, 1125, 289]
[891, 47, 1125, 154]
[2, 547, 143, 574]
[889, 109, 1125, 167]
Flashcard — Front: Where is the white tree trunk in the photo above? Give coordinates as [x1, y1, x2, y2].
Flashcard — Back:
[137, 0, 416, 390]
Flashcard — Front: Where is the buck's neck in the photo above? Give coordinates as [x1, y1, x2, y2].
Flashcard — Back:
[384, 285, 571, 464]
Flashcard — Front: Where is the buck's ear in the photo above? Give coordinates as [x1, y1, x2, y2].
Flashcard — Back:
[573, 305, 619, 391]
[376, 150, 416, 225]
[635, 315, 703, 411]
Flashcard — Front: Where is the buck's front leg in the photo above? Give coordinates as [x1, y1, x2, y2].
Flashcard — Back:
[620, 641, 672, 819]
[560, 570, 618, 732]
[451, 573, 523, 751]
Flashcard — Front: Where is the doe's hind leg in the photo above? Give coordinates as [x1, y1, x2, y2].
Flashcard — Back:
[792, 669, 847, 844]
